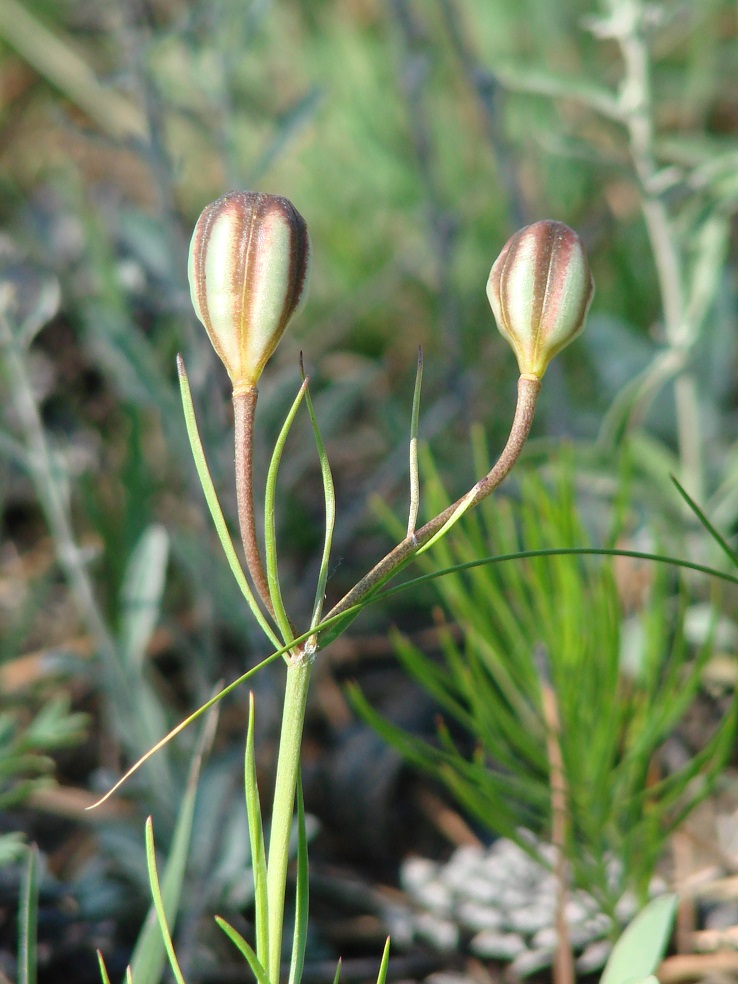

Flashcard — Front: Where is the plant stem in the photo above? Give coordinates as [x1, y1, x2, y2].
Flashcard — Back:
[234, 386, 275, 617]
[0, 314, 122, 692]
[266, 656, 312, 984]
[609, 0, 703, 501]
[323, 374, 540, 628]
[538, 647, 574, 984]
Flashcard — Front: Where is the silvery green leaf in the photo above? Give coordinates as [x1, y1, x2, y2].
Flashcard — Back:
[495, 61, 620, 119]
[599, 894, 677, 984]
[0, 241, 61, 349]
[119, 524, 169, 671]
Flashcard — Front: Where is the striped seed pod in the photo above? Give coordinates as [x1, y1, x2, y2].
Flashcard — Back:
[487, 220, 594, 379]
[188, 191, 311, 393]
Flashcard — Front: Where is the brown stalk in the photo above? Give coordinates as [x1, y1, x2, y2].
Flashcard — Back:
[233, 386, 275, 618]
[323, 373, 541, 628]
[537, 645, 574, 984]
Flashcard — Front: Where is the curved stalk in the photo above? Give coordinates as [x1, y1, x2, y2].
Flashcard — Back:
[322, 374, 540, 631]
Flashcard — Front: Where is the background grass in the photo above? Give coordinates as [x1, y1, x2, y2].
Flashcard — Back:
[1, 0, 738, 980]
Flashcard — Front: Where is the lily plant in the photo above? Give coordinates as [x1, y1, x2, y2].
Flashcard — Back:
[96, 192, 594, 984]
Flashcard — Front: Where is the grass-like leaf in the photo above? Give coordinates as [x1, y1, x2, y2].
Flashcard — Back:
[246, 692, 269, 967]
[671, 474, 738, 567]
[407, 346, 423, 537]
[95, 950, 112, 984]
[375, 937, 391, 984]
[215, 916, 271, 984]
[144, 817, 187, 984]
[300, 362, 336, 636]
[129, 701, 218, 984]
[288, 774, 309, 984]
[18, 844, 38, 984]
[359, 460, 738, 914]
[264, 377, 309, 644]
[119, 523, 169, 671]
[177, 355, 281, 650]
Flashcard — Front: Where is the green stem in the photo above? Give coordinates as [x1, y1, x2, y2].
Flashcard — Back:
[610, 0, 703, 501]
[266, 656, 312, 984]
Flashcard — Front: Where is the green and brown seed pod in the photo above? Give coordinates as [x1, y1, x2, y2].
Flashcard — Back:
[188, 191, 311, 393]
[487, 220, 594, 379]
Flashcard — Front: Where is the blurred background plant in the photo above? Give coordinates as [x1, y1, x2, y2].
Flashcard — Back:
[1, 0, 738, 981]
[353, 449, 738, 925]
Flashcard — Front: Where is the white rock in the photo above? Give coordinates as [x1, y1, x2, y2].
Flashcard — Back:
[576, 939, 613, 972]
[413, 912, 459, 951]
[470, 930, 527, 960]
[401, 856, 438, 892]
[455, 900, 504, 931]
[508, 905, 554, 935]
[411, 879, 453, 915]
[532, 926, 558, 950]
[509, 947, 554, 977]
[425, 974, 476, 984]
[582, 912, 613, 939]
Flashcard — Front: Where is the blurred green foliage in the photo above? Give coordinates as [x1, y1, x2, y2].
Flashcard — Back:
[0, 0, 737, 977]
[353, 447, 738, 919]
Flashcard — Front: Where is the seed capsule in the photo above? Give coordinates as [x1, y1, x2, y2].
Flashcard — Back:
[188, 191, 311, 392]
[487, 220, 594, 379]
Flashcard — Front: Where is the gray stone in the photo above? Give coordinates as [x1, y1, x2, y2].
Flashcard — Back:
[470, 930, 527, 960]
[576, 939, 613, 973]
[509, 947, 554, 977]
[401, 856, 438, 892]
[413, 912, 459, 951]
[455, 900, 504, 932]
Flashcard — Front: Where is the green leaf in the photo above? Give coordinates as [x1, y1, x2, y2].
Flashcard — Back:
[495, 60, 620, 118]
[407, 347, 423, 537]
[375, 937, 391, 984]
[18, 845, 38, 984]
[599, 894, 677, 984]
[177, 355, 281, 650]
[143, 817, 187, 984]
[119, 524, 169, 671]
[95, 950, 112, 984]
[301, 368, 336, 636]
[130, 706, 218, 983]
[670, 476, 738, 567]
[288, 775, 309, 984]
[245, 693, 269, 967]
[264, 377, 308, 644]
[215, 916, 271, 984]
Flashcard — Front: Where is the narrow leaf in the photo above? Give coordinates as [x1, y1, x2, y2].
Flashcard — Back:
[119, 524, 169, 671]
[264, 377, 309, 643]
[130, 703, 219, 984]
[95, 951, 112, 984]
[18, 845, 38, 984]
[288, 774, 309, 984]
[144, 817, 187, 984]
[177, 355, 281, 649]
[670, 476, 738, 567]
[407, 347, 423, 537]
[215, 916, 271, 984]
[301, 362, 336, 635]
[246, 693, 269, 966]
[375, 937, 391, 984]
